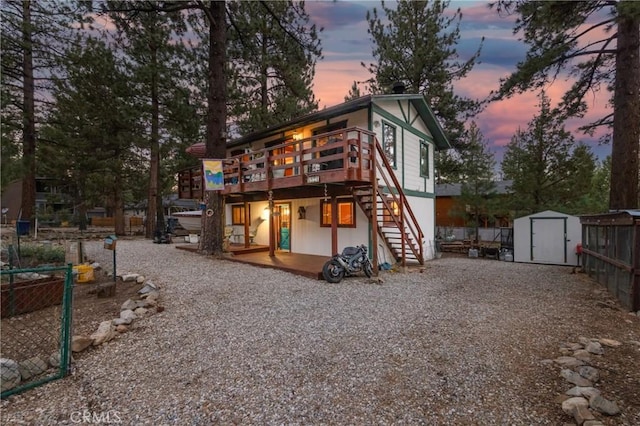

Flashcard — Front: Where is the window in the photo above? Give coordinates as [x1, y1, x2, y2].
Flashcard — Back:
[231, 205, 245, 225]
[420, 141, 429, 177]
[382, 122, 396, 168]
[382, 197, 400, 225]
[320, 199, 356, 227]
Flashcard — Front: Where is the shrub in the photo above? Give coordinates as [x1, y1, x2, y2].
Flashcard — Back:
[15, 244, 65, 265]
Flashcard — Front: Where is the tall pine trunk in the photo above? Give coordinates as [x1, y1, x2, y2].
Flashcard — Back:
[200, 0, 227, 255]
[146, 47, 161, 238]
[611, 7, 640, 209]
[114, 165, 126, 236]
[21, 0, 36, 226]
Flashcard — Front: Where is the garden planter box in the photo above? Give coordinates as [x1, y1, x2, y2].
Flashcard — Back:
[1, 276, 65, 318]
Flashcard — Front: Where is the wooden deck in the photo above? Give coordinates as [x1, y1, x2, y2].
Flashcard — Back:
[178, 127, 377, 201]
[175, 243, 330, 280]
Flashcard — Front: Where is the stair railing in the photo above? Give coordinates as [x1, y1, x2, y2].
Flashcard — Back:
[372, 139, 424, 265]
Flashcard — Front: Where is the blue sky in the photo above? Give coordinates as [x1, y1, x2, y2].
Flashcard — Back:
[304, 0, 612, 167]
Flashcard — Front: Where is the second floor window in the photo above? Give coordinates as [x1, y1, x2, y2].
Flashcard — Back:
[382, 122, 396, 168]
[420, 141, 429, 178]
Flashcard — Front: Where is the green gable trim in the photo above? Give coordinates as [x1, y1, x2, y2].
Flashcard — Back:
[401, 127, 406, 188]
[397, 100, 409, 123]
[372, 95, 450, 151]
[373, 104, 433, 143]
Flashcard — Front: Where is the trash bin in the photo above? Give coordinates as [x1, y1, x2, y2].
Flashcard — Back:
[16, 220, 30, 236]
[167, 217, 179, 233]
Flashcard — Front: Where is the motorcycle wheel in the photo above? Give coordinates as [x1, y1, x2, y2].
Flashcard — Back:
[322, 260, 345, 283]
[363, 259, 373, 278]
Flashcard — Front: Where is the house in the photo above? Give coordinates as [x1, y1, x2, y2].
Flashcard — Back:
[180, 94, 451, 268]
[0, 178, 73, 225]
[435, 180, 514, 229]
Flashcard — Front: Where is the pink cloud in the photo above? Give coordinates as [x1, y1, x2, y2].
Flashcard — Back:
[314, 60, 372, 107]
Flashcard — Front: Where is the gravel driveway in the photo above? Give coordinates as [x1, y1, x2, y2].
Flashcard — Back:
[2, 239, 639, 425]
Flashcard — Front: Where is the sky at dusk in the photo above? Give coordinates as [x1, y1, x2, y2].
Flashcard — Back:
[304, 0, 613, 168]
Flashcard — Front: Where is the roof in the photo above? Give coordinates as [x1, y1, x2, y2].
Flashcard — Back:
[187, 94, 451, 156]
[516, 210, 578, 219]
[580, 209, 640, 225]
[435, 180, 513, 197]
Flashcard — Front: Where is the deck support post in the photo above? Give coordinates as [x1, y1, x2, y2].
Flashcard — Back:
[331, 195, 338, 256]
[268, 191, 275, 257]
[243, 201, 250, 248]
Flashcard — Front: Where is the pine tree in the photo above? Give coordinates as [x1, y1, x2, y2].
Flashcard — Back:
[344, 81, 363, 102]
[39, 38, 142, 234]
[501, 92, 596, 216]
[490, 0, 640, 209]
[227, 1, 322, 134]
[453, 122, 497, 242]
[364, 0, 482, 147]
[105, 4, 200, 238]
[0, 0, 88, 223]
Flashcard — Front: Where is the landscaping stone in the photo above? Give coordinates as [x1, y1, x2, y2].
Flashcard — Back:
[18, 357, 48, 380]
[1, 358, 21, 392]
[561, 369, 592, 387]
[120, 309, 137, 323]
[121, 299, 138, 311]
[72, 335, 94, 352]
[91, 320, 116, 346]
[589, 394, 620, 416]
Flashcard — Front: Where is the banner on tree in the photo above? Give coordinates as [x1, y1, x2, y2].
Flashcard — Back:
[202, 159, 224, 191]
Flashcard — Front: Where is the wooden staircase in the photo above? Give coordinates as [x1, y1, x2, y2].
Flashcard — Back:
[352, 140, 424, 266]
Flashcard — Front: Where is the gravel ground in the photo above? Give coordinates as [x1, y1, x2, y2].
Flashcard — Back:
[2, 239, 639, 425]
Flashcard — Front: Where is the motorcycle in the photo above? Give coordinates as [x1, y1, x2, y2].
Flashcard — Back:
[322, 244, 374, 283]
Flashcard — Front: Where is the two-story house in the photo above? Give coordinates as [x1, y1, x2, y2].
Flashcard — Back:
[179, 94, 450, 269]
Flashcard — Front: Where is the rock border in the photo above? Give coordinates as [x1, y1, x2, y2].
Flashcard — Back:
[73, 273, 162, 352]
[547, 336, 624, 425]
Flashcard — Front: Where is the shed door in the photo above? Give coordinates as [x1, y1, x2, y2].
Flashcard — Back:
[531, 217, 567, 263]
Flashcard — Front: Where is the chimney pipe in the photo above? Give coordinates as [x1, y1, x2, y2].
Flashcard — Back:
[392, 82, 405, 94]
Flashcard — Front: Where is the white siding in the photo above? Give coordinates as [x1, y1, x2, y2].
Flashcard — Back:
[226, 198, 369, 257]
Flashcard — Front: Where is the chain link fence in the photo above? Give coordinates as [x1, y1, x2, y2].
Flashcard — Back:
[1, 263, 74, 399]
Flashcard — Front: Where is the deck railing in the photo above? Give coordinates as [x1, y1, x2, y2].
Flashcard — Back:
[220, 127, 377, 193]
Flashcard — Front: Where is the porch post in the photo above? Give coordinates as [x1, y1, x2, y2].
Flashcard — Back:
[243, 201, 250, 248]
[268, 191, 275, 257]
[331, 195, 338, 256]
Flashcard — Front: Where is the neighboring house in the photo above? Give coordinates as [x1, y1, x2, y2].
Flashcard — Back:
[435, 180, 514, 229]
[180, 94, 451, 267]
[0, 178, 73, 224]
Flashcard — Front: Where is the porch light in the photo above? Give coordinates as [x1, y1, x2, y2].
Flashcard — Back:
[292, 132, 303, 141]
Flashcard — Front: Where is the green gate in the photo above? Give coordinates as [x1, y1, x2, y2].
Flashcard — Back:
[1, 264, 74, 398]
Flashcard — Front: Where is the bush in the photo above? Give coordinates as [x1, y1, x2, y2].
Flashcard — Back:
[15, 244, 65, 265]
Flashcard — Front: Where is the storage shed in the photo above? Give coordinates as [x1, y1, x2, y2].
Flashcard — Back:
[513, 210, 582, 266]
